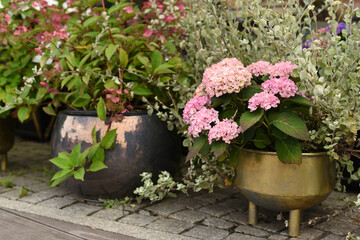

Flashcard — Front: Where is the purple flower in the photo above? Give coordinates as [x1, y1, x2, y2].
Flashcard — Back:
[336, 22, 346, 34]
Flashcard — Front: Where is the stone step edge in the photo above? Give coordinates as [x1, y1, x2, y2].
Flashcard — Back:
[0, 198, 197, 240]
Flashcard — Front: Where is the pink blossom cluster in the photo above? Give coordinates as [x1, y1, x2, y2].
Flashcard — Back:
[104, 88, 130, 104]
[269, 62, 297, 78]
[40, 82, 58, 95]
[246, 61, 271, 76]
[183, 96, 211, 123]
[202, 58, 252, 98]
[187, 108, 219, 138]
[208, 119, 242, 144]
[141, 0, 186, 42]
[14, 26, 28, 36]
[261, 77, 298, 98]
[248, 92, 280, 112]
[193, 83, 206, 97]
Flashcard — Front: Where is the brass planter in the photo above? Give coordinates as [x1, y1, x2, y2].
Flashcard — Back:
[0, 116, 15, 171]
[235, 149, 336, 237]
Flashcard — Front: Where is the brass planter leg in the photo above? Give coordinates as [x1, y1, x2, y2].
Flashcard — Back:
[248, 201, 258, 225]
[289, 209, 301, 237]
[1, 153, 7, 171]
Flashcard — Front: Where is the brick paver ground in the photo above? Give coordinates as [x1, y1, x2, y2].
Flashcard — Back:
[1, 138, 360, 240]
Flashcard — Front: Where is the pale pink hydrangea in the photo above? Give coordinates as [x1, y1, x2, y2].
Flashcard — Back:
[269, 62, 297, 78]
[202, 58, 252, 98]
[188, 107, 219, 138]
[208, 119, 242, 144]
[183, 96, 211, 123]
[248, 92, 280, 112]
[246, 61, 271, 76]
[261, 77, 298, 98]
[193, 83, 206, 97]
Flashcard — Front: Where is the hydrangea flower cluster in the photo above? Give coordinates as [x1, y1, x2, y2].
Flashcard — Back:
[246, 61, 271, 76]
[202, 58, 252, 98]
[269, 62, 297, 78]
[183, 96, 211, 123]
[248, 92, 280, 112]
[208, 119, 242, 144]
[247, 61, 298, 112]
[187, 108, 219, 138]
[261, 77, 298, 98]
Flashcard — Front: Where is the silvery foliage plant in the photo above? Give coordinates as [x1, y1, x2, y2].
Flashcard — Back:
[181, 0, 360, 185]
[135, 0, 360, 202]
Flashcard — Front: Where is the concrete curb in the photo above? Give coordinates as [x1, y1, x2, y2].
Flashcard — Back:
[0, 198, 196, 240]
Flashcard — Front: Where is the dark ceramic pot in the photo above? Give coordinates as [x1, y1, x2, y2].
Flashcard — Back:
[50, 110, 182, 199]
[0, 116, 15, 171]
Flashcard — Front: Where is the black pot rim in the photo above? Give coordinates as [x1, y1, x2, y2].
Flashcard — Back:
[59, 109, 148, 117]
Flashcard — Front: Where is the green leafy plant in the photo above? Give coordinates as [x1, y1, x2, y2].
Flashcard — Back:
[0, 177, 14, 188]
[50, 126, 116, 186]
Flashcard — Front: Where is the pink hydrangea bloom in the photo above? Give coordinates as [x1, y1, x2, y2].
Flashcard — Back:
[261, 77, 298, 98]
[208, 119, 242, 144]
[248, 92, 280, 112]
[269, 62, 297, 78]
[193, 83, 206, 97]
[202, 58, 252, 98]
[183, 96, 211, 123]
[188, 107, 219, 138]
[246, 61, 271, 77]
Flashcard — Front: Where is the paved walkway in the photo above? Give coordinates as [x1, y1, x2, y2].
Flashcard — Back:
[0, 138, 360, 240]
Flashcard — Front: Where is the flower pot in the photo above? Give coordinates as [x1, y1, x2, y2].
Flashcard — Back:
[0, 116, 15, 171]
[50, 110, 182, 199]
[235, 149, 336, 237]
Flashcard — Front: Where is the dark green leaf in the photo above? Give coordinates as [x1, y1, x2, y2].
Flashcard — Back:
[242, 126, 255, 143]
[154, 64, 174, 74]
[119, 48, 128, 68]
[42, 106, 56, 116]
[151, 50, 163, 71]
[78, 52, 91, 69]
[254, 128, 271, 149]
[61, 75, 75, 89]
[275, 137, 302, 164]
[240, 109, 263, 131]
[287, 94, 313, 106]
[91, 126, 98, 144]
[73, 167, 85, 181]
[239, 86, 261, 100]
[83, 16, 100, 28]
[271, 112, 310, 141]
[211, 142, 228, 157]
[105, 44, 118, 61]
[87, 161, 108, 172]
[134, 85, 153, 96]
[186, 135, 207, 162]
[229, 147, 241, 166]
[101, 128, 117, 149]
[97, 98, 106, 121]
[72, 94, 91, 107]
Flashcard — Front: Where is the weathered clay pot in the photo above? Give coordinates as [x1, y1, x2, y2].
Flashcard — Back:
[0, 116, 15, 171]
[50, 110, 182, 199]
[235, 149, 336, 237]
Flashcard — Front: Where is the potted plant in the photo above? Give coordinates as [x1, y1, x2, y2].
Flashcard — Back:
[0, 0, 72, 169]
[137, 0, 360, 237]
[12, 0, 192, 199]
